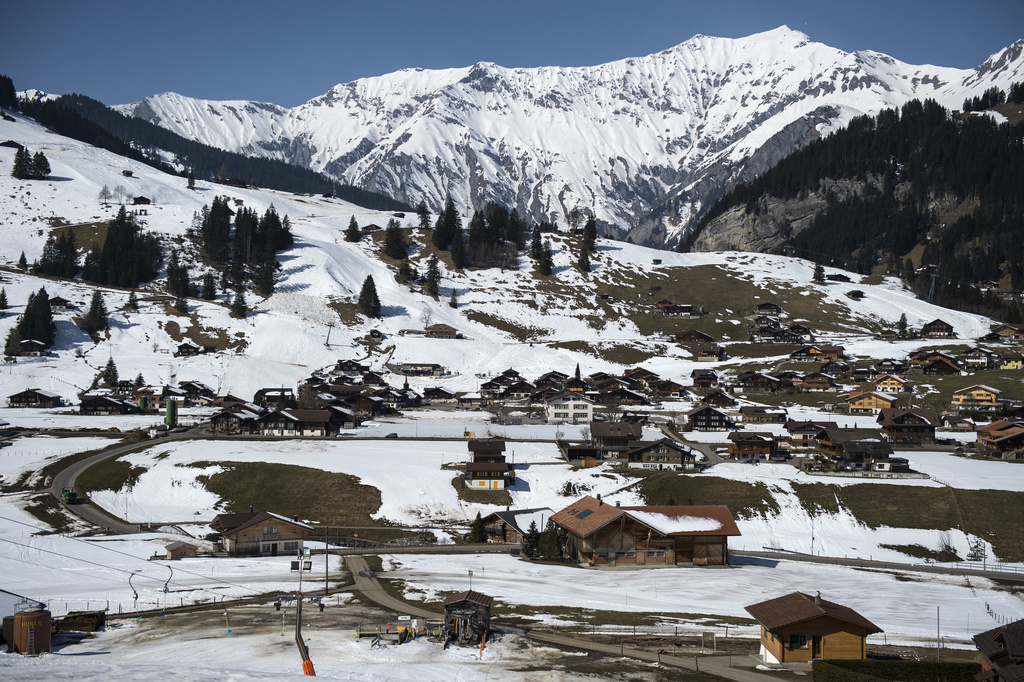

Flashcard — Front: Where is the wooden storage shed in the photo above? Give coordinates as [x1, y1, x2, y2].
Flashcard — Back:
[442, 590, 492, 645]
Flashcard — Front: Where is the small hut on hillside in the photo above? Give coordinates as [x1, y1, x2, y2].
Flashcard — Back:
[442, 590, 492, 645]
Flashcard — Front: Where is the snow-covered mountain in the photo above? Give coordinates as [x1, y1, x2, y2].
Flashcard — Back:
[115, 27, 1024, 247]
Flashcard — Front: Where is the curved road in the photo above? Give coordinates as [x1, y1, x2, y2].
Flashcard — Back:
[50, 427, 204, 534]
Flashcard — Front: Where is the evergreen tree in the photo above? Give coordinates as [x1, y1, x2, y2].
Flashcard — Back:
[813, 262, 826, 284]
[582, 217, 597, 253]
[896, 313, 908, 337]
[173, 295, 188, 314]
[230, 290, 247, 318]
[133, 372, 145, 388]
[538, 240, 554, 276]
[344, 216, 361, 242]
[449, 288, 458, 309]
[31, 152, 51, 179]
[79, 290, 109, 334]
[201, 273, 217, 300]
[530, 225, 542, 260]
[127, 290, 139, 310]
[0, 73, 17, 111]
[358, 275, 381, 318]
[537, 519, 562, 561]
[19, 288, 56, 346]
[187, 170, 195, 190]
[523, 520, 540, 559]
[0, 288, 6, 309]
[576, 247, 591, 274]
[417, 200, 431, 230]
[450, 226, 465, 269]
[574, 363, 581, 380]
[11, 146, 31, 179]
[425, 254, 441, 297]
[4, 326, 22, 356]
[255, 262, 275, 297]
[102, 357, 119, 386]
[18, 252, 27, 269]
[383, 218, 408, 259]
[467, 512, 487, 544]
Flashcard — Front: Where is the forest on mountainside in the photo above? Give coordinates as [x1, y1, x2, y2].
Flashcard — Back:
[689, 90, 1024, 322]
[10, 84, 410, 211]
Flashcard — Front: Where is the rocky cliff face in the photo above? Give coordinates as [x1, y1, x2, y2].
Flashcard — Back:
[116, 30, 1024, 249]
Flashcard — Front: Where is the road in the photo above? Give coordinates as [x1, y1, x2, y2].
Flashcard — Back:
[49, 427, 204, 534]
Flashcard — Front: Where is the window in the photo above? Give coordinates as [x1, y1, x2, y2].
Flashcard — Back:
[263, 526, 278, 535]
[284, 542, 297, 551]
[789, 634, 807, 648]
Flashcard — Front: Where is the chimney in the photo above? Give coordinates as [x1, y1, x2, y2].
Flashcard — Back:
[616, 500, 621, 507]
[249, 504, 253, 513]
[815, 591, 821, 605]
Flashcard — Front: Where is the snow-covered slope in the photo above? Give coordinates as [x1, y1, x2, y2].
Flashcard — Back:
[0, 112, 995, 406]
[114, 27, 1024, 247]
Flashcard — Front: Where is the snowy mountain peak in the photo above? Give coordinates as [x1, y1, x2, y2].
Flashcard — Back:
[115, 30, 1024, 248]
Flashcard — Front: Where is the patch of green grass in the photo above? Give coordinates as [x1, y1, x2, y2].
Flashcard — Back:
[879, 544, 951, 562]
[790, 483, 843, 515]
[77, 456, 147, 495]
[23, 493, 79, 535]
[491, 601, 757, 630]
[464, 311, 543, 342]
[189, 461, 383, 528]
[637, 474, 781, 517]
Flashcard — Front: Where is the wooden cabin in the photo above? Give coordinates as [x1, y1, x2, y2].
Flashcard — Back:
[745, 592, 882, 663]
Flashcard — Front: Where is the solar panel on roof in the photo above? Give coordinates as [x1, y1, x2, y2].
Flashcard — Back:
[576, 509, 593, 519]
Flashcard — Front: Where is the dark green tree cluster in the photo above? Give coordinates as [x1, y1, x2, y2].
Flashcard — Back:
[383, 218, 408, 259]
[463, 201, 527, 268]
[431, 196, 462, 251]
[20, 94, 413, 210]
[34, 231, 80, 278]
[0, 73, 18, 111]
[11, 146, 51, 180]
[576, 218, 595, 275]
[81, 207, 162, 288]
[165, 250, 194, 299]
[962, 83, 1023, 112]
[5, 288, 56, 354]
[425, 254, 441, 297]
[692, 98, 1024, 321]
[358, 275, 381, 318]
[344, 216, 361, 242]
[467, 512, 487, 543]
[78, 291, 109, 335]
[537, 239, 555, 276]
[102, 357, 119, 386]
[536, 520, 562, 561]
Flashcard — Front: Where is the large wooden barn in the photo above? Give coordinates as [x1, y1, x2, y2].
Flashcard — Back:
[551, 495, 740, 566]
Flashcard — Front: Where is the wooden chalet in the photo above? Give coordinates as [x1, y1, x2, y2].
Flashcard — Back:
[973, 618, 1024, 682]
[952, 385, 1002, 412]
[79, 395, 137, 416]
[333, 359, 370, 376]
[481, 507, 554, 544]
[7, 388, 62, 408]
[997, 350, 1024, 370]
[696, 344, 726, 362]
[735, 371, 781, 395]
[846, 391, 898, 414]
[876, 408, 938, 445]
[397, 362, 446, 376]
[700, 389, 737, 407]
[727, 432, 777, 461]
[785, 420, 838, 446]
[990, 323, 1024, 344]
[675, 330, 715, 344]
[976, 421, 1024, 460]
[210, 507, 313, 556]
[797, 372, 836, 392]
[599, 387, 648, 406]
[790, 345, 845, 362]
[745, 592, 882, 663]
[257, 409, 335, 436]
[552, 495, 740, 566]
[210, 404, 263, 434]
[921, 318, 955, 338]
[963, 347, 996, 370]
[623, 367, 659, 386]
[164, 541, 199, 560]
[423, 386, 457, 403]
[652, 379, 686, 398]
[174, 341, 204, 357]
[922, 357, 962, 376]
[48, 296, 72, 313]
[17, 339, 49, 357]
[254, 387, 295, 409]
[662, 303, 694, 317]
[877, 359, 906, 375]
[468, 439, 506, 460]
[686, 405, 733, 431]
[739, 406, 787, 424]
[874, 374, 907, 394]
[624, 439, 697, 471]
[690, 369, 719, 389]
[424, 323, 458, 338]
[534, 371, 569, 390]
[591, 421, 642, 447]
[754, 302, 783, 316]
[814, 428, 893, 471]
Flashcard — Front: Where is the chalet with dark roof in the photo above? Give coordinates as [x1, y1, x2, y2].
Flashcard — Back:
[877, 408, 938, 445]
[551, 495, 740, 566]
[686, 405, 732, 431]
[210, 507, 313, 556]
[973, 618, 1024, 682]
[815, 427, 893, 471]
[696, 344, 727, 362]
[591, 421, 642, 447]
[745, 591, 882, 663]
[727, 431, 777, 461]
[921, 318, 955, 338]
[690, 369, 718, 389]
[7, 388, 62, 408]
[739, 405, 787, 424]
[675, 330, 715, 344]
[700, 389, 736, 407]
[624, 439, 697, 471]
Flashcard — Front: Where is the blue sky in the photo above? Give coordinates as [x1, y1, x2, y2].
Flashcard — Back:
[2, 0, 1021, 107]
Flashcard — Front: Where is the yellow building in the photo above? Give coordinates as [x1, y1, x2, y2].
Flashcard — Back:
[847, 391, 897, 414]
[952, 385, 1002, 411]
[874, 374, 907, 394]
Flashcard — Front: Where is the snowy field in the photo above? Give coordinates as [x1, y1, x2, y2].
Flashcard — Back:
[384, 552, 1024, 647]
